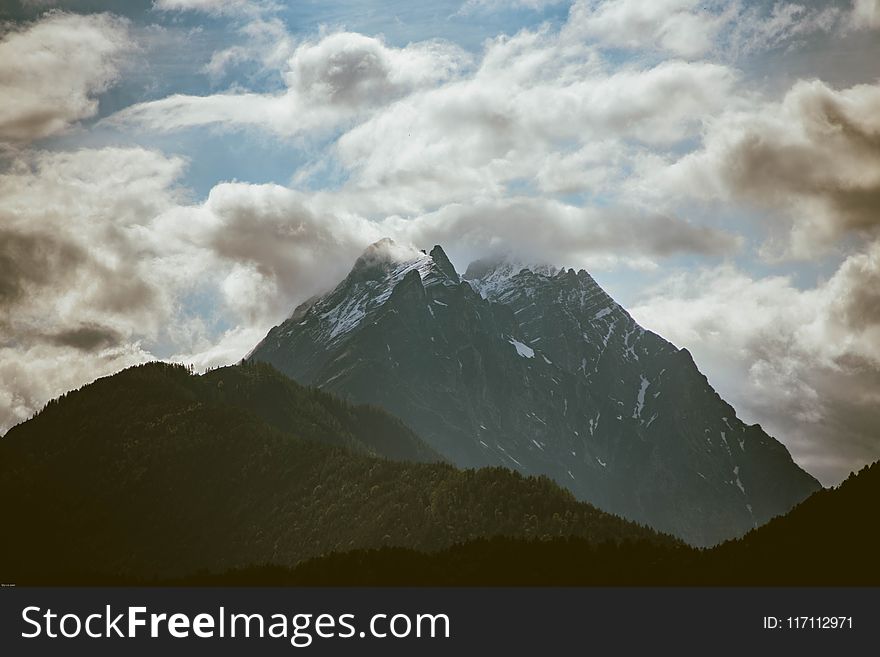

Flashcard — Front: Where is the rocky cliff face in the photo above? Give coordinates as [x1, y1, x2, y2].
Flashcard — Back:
[250, 239, 820, 546]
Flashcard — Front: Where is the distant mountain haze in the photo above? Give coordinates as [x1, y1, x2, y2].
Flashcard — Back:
[250, 239, 820, 546]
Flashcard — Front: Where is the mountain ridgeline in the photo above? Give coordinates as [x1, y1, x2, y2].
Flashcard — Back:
[250, 239, 820, 546]
[0, 362, 676, 582]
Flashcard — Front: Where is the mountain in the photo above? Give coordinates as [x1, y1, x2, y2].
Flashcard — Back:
[249, 239, 820, 546]
[0, 362, 676, 583]
[191, 460, 880, 587]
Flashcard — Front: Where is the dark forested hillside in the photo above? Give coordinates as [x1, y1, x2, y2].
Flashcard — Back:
[704, 459, 880, 585]
[0, 362, 676, 583]
[199, 361, 441, 463]
[181, 460, 879, 586]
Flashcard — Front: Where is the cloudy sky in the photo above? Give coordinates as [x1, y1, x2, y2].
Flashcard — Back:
[1, 0, 879, 485]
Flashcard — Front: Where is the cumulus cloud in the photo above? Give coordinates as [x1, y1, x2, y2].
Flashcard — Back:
[108, 32, 470, 137]
[329, 40, 736, 215]
[144, 182, 742, 348]
[285, 32, 466, 107]
[0, 12, 132, 146]
[631, 240, 880, 485]
[648, 79, 880, 257]
[111, 10, 734, 218]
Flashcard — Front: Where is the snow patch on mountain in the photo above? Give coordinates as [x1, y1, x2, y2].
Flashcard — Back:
[733, 466, 746, 495]
[464, 260, 559, 300]
[509, 338, 535, 358]
[633, 374, 650, 419]
[296, 240, 464, 346]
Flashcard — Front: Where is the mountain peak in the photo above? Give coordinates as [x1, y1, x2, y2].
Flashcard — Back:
[429, 245, 460, 283]
[463, 256, 561, 300]
[348, 239, 460, 286]
[251, 240, 821, 546]
[464, 256, 560, 281]
[349, 238, 424, 281]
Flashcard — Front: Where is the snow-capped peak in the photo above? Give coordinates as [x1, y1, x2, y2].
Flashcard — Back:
[463, 257, 560, 300]
[293, 239, 460, 345]
[348, 238, 426, 282]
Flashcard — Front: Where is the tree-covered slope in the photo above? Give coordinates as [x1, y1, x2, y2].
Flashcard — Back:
[0, 362, 677, 582]
[189, 460, 879, 586]
[704, 459, 880, 585]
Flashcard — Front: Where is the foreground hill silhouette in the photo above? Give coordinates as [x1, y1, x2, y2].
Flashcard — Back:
[181, 460, 879, 586]
[0, 362, 677, 583]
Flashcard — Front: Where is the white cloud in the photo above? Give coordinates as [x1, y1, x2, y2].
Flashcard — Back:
[328, 48, 735, 215]
[108, 32, 470, 137]
[110, 11, 735, 221]
[0, 12, 132, 146]
[151, 179, 740, 338]
[172, 325, 270, 371]
[285, 32, 468, 107]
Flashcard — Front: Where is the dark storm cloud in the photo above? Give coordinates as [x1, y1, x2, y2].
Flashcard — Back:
[722, 84, 880, 233]
[0, 145, 188, 433]
[0, 223, 158, 317]
[47, 323, 123, 351]
[198, 182, 380, 322]
[683, 79, 880, 254]
[0, 228, 85, 307]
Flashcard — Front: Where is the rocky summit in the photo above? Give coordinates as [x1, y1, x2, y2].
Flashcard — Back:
[249, 239, 820, 546]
